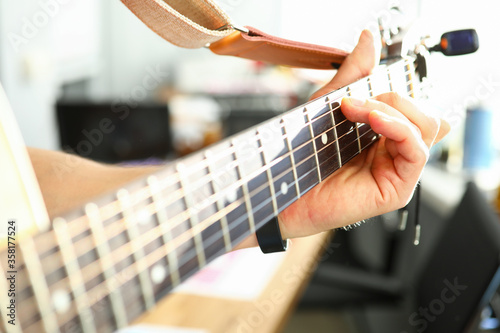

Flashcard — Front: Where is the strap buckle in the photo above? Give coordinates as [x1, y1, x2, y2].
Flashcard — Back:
[205, 24, 248, 48]
[216, 23, 249, 34]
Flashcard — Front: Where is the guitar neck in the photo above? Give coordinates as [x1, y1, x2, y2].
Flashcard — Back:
[0, 58, 417, 333]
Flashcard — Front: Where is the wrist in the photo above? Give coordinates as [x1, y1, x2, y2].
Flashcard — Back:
[277, 214, 290, 240]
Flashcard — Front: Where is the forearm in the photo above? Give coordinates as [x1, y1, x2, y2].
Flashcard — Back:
[28, 147, 160, 218]
[28, 147, 261, 249]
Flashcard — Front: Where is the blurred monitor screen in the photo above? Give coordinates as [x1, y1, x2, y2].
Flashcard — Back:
[56, 101, 172, 164]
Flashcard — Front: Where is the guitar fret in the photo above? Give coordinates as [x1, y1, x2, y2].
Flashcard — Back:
[232, 139, 257, 234]
[208, 141, 248, 247]
[205, 150, 232, 252]
[176, 152, 225, 263]
[355, 124, 362, 154]
[176, 162, 207, 268]
[0, 57, 423, 333]
[86, 203, 128, 329]
[389, 60, 409, 96]
[308, 99, 339, 180]
[257, 130, 279, 219]
[53, 217, 97, 333]
[405, 61, 415, 98]
[147, 175, 181, 287]
[116, 190, 156, 311]
[281, 119, 301, 199]
[387, 69, 394, 92]
[344, 85, 363, 156]
[329, 101, 343, 168]
[304, 108, 322, 182]
[284, 107, 320, 194]
[359, 125, 379, 148]
[16, 238, 57, 333]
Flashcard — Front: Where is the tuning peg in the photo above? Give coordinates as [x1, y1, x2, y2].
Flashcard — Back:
[429, 29, 479, 56]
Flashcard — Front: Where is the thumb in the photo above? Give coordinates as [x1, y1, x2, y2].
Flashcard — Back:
[310, 29, 381, 101]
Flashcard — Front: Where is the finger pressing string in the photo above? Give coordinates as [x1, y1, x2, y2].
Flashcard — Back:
[342, 94, 443, 149]
[368, 110, 429, 178]
[373, 93, 442, 148]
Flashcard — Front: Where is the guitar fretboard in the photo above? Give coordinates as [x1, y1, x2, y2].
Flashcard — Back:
[0, 58, 416, 333]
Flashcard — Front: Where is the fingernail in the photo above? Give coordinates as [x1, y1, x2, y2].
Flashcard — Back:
[349, 97, 366, 106]
[371, 110, 392, 122]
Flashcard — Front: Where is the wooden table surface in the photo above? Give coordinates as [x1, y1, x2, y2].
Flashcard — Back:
[135, 231, 332, 333]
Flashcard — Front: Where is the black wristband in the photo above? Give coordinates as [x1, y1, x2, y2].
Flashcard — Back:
[256, 216, 289, 253]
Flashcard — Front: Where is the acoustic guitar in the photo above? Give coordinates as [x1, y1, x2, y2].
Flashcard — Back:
[0, 28, 477, 333]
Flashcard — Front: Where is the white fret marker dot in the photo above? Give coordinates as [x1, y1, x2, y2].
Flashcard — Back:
[136, 209, 151, 225]
[151, 264, 167, 285]
[226, 190, 238, 203]
[52, 290, 71, 314]
[321, 133, 328, 145]
[280, 182, 289, 195]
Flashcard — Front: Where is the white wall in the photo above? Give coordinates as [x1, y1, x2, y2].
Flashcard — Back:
[0, 0, 58, 150]
[91, 0, 284, 98]
[280, 0, 419, 50]
[0, 0, 285, 150]
[0, 0, 100, 150]
[418, 0, 500, 123]
[1, 0, 498, 151]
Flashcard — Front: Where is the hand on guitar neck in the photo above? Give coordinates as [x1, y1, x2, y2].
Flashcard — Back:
[279, 30, 450, 241]
[28, 30, 450, 250]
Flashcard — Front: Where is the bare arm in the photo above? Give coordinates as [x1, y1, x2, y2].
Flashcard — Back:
[28, 147, 161, 218]
[28, 147, 261, 249]
[28, 30, 449, 250]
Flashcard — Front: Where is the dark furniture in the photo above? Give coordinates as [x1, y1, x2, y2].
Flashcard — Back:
[300, 181, 500, 333]
[56, 101, 173, 163]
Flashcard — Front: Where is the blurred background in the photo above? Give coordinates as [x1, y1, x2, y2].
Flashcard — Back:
[1, 0, 500, 332]
[2, 0, 499, 168]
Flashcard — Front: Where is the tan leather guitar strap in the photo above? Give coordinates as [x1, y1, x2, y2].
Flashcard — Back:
[209, 26, 348, 69]
[120, 0, 349, 69]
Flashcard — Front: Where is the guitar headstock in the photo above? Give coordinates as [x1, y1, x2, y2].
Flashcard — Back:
[374, 15, 480, 245]
[379, 16, 479, 93]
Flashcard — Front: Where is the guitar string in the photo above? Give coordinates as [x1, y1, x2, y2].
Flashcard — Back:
[36, 72, 414, 282]
[25, 126, 377, 332]
[20, 117, 389, 332]
[37, 63, 414, 262]
[54, 131, 384, 333]
[30, 101, 376, 305]
[18, 63, 413, 291]
[22, 68, 414, 298]
[21, 93, 354, 304]
[22, 64, 415, 328]
[32, 62, 413, 267]
[27, 84, 413, 330]
[33, 125, 381, 333]
[27, 87, 416, 330]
